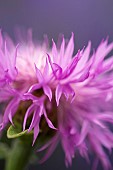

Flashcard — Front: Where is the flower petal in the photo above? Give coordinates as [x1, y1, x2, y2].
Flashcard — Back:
[43, 85, 52, 101]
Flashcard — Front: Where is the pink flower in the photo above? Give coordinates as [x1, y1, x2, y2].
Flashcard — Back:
[0, 30, 113, 169]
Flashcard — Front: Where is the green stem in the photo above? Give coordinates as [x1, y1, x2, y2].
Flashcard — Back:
[5, 138, 32, 170]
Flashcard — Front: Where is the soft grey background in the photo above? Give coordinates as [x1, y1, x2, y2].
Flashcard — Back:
[0, 0, 113, 170]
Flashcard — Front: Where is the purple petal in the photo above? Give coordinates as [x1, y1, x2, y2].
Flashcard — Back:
[32, 120, 40, 145]
[59, 37, 65, 64]
[28, 83, 41, 93]
[43, 109, 56, 130]
[47, 54, 57, 78]
[76, 41, 91, 72]
[77, 121, 89, 146]
[28, 107, 38, 132]
[55, 84, 63, 106]
[8, 111, 14, 126]
[2, 98, 19, 127]
[23, 104, 35, 131]
[64, 32, 74, 63]
[39, 134, 59, 163]
[35, 64, 44, 83]
[52, 39, 58, 62]
[89, 134, 111, 170]
[43, 85, 52, 101]
[93, 40, 113, 69]
[37, 133, 59, 152]
[43, 57, 50, 77]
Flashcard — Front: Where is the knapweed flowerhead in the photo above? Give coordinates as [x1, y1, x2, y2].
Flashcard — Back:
[0, 29, 113, 170]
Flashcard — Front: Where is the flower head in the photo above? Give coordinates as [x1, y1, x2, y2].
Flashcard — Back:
[0, 30, 113, 169]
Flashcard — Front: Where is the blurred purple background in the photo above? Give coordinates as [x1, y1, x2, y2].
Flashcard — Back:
[0, 0, 113, 170]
